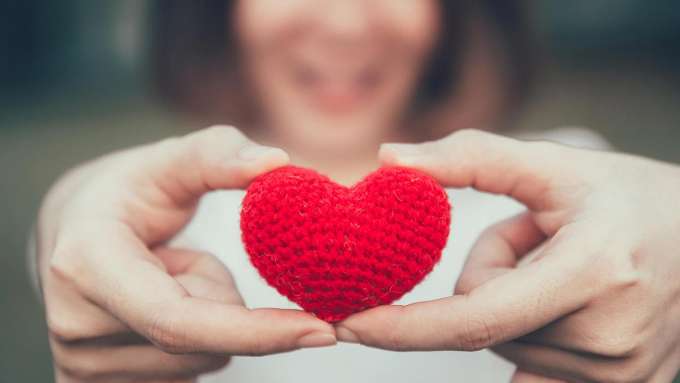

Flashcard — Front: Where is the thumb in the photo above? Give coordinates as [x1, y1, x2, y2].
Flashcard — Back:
[139, 125, 289, 205]
[336, 231, 593, 351]
[379, 129, 579, 211]
[117, 126, 289, 243]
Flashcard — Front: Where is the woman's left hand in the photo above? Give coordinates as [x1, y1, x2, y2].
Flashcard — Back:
[335, 130, 680, 383]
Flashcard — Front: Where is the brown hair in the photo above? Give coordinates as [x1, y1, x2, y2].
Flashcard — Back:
[151, 0, 532, 137]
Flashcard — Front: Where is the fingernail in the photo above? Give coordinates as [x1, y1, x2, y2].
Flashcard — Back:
[296, 331, 337, 349]
[335, 325, 359, 344]
[238, 145, 284, 161]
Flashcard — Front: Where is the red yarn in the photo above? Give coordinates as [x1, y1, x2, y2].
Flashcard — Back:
[240, 166, 451, 322]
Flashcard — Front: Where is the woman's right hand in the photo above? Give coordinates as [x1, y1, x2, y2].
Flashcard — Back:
[35, 126, 336, 383]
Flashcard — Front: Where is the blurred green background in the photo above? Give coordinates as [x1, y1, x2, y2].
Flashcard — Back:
[1, 1, 679, 381]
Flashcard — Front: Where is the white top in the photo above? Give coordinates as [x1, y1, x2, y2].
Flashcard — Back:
[170, 128, 609, 383]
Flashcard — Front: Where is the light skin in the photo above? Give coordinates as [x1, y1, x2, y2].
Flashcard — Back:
[234, 0, 440, 184]
[40, 127, 335, 383]
[41, 1, 441, 381]
[337, 130, 680, 383]
[35, 1, 680, 382]
[40, 128, 680, 383]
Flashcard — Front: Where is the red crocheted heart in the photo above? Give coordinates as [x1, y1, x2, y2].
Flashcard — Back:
[240, 166, 451, 322]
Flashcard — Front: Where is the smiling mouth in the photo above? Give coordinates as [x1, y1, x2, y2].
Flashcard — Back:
[291, 58, 385, 114]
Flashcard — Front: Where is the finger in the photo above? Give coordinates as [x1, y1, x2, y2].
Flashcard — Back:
[518, 287, 677, 359]
[51, 226, 336, 356]
[57, 372, 196, 383]
[143, 125, 289, 204]
[518, 315, 621, 359]
[493, 341, 627, 383]
[44, 248, 244, 345]
[154, 247, 244, 305]
[118, 126, 289, 244]
[141, 380, 196, 383]
[174, 274, 244, 306]
[380, 129, 584, 215]
[337, 230, 593, 351]
[511, 370, 568, 383]
[43, 266, 132, 343]
[154, 247, 238, 287]
[45, 127, 286, 341]
[53, 341, 228, 382]
[455, 212, 546, 294]
[55, 369, 78, 383]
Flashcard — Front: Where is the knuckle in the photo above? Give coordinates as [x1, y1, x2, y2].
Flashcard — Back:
[571, 234, 639, 295]
[200, 125, 246, 144]
[471, 226, 498, 251]
[384, 325, 408, 352]
[52, 347, 102, 381]
[49, 236, 84, 282]
[48, 255, 70, 281]
[243, 337, 272, 356]
[606, 345, 640, 361]
[526, 139, 559, 155]
[459, 310, 496, 351]
[605, 339, 642, 359]
[186, 126, 251, 170]
[147, 310, 189, 354]
[167, 125, 247, 165]
[235, 323, 284, 356]
[451, 129, 486, 143]
[605, 267, 642, 293]
[434, 129, 471, 149]
[599, 251, 642, 290]
[46, 312, 81, 343]
[49, 340, 72, 369]
[453, 275, 476, 295]
[588, 330, 642, 358]
[152, 136, 183, 156]
[379, 306, 411, 351]
[479, 223, 499, 239]
[48, 255, 76, 286]
[458, 129, 509, 154]
[439, 129, 488, 155]
[584, 256, 642, 305]
[57, 362, 101, 381]
[590, 358, 650, 383]
[619, 354, 655, 383]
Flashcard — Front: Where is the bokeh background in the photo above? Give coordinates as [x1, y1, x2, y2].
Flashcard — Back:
[1, 1, 679, 381]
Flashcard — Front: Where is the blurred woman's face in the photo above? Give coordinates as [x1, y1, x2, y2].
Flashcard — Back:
[235, 0, 440, 155]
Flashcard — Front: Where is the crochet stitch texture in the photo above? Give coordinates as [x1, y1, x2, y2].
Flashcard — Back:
[240, 165, 451, 322]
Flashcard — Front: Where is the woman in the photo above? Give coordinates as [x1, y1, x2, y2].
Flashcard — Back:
[33, 1, 680, 382]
